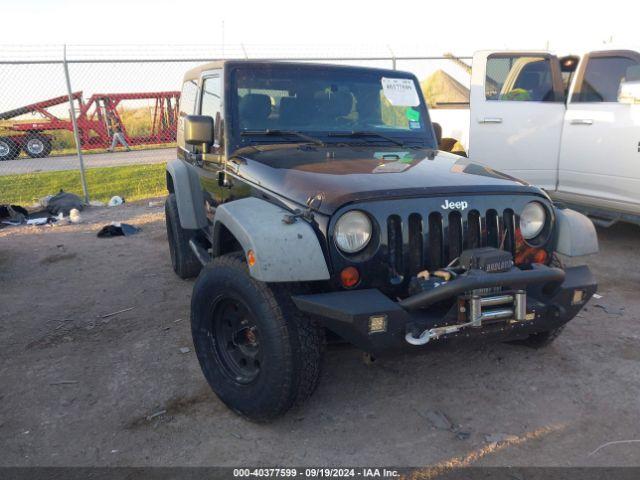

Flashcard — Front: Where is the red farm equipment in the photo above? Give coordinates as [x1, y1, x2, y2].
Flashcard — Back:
[0, 91, 180, 160]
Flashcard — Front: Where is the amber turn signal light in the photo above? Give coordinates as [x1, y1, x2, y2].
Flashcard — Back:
[340, 266, 360, 288]
[247, 249, 256, 267]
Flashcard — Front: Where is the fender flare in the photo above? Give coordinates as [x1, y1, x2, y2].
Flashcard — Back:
[166, 159, 207, 230]
[213, 197, 331, 282]
[553, 207, 599, 257]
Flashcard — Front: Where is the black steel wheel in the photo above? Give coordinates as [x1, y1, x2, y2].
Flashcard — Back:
[191, 252, 324, 422]
[212, 296, 262, 384]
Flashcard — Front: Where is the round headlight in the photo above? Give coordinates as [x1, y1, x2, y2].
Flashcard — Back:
[335, 211, 372, 253]
[520, 202, 546, 240]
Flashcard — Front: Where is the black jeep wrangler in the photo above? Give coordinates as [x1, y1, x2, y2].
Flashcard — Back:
[165, 60, 598, 421]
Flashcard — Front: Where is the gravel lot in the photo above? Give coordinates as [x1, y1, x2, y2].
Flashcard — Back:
[1, 200, 639, 469]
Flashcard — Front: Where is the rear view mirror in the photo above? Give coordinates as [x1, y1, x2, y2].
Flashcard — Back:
[184, 115, 214, 148]
[618, 66, 640, 104]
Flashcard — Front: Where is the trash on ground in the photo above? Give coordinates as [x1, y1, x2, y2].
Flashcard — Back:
[146, 410, 167, 421]
[179, 347, 191, 354]
[26, 217, 50, 226]
[99, 306, 135, 319]
[1, 219, 23, 226]
[0, 204, 28, 225]
[148, 200, 163, 208]
[484, 433, 519, 443]
[97, 222, 140, 238]
[38, 194, 54, 208]
[69, 209, 82, 224]
[49, 380, 79, 386]
[108, 196, 125, 207]
[47, 191, 84, 216]
[593, 293, 603, 299]
[588, 439, 640, 456]
[594, 304, 625, 316]
[419, 409, 454, 431]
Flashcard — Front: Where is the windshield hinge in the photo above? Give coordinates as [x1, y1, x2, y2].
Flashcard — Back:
[282, 208, 314, 225]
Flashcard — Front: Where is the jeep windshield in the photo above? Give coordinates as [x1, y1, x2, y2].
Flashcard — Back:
[230, 63, 436, 149]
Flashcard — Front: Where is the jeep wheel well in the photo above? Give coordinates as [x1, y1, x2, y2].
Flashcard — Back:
[166, 171, 175, 193]
[213, 222, 243, 258]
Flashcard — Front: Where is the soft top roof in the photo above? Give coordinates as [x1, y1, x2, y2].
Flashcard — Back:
[182, 60, 414, 82]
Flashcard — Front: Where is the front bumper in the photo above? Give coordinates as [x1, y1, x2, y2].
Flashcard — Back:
[292, 264, 596, 354]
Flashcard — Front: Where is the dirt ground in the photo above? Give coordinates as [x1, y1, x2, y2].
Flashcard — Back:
[1, 199, 639, 468]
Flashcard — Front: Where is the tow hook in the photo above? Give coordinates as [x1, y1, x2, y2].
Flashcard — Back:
[405, 320, 477, 346]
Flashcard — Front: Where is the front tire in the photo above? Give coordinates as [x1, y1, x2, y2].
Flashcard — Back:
[165, 193, 201, 279]
[191, 253, 324, 422]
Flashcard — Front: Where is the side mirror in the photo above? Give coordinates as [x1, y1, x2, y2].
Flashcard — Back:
[618, 65, 640, 104]
[432, 122, 443, 147]
[184, 115, 214, 149]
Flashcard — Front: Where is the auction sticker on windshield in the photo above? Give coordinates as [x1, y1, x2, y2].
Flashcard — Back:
[381, 78, 420, 106]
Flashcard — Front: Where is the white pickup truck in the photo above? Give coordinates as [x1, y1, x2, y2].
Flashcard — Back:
[430, 49, 640, 226]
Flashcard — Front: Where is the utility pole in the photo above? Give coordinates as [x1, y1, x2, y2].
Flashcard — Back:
[62, 44, 89, 204]
[221, 20, 225, 58]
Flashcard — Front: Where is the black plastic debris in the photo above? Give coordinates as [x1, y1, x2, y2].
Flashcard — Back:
[0, 204, 28, 225]
[97, 223, 140, 238]
[47, 191, 84, 216]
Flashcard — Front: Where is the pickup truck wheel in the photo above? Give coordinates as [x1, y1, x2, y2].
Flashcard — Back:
[0, 137, 20, 160]
[191, 252, 324, 422]
[24, 134, 52, 158]
[165, 193, 202, 279]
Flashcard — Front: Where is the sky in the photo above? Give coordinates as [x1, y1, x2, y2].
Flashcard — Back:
[1, 0, 638, 53]
[0, 0, 638, 114]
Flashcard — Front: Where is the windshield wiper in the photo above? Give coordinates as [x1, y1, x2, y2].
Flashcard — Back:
[241, 129, 325, 146]
[327, 131, 404, 147]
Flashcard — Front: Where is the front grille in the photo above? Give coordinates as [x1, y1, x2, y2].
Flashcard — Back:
[386, 208, 517, 280]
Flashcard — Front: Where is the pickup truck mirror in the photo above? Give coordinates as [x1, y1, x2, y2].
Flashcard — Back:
[184, 115, 214, 149]
[618, 66, 640, 104]
[432, 122, 443, 147]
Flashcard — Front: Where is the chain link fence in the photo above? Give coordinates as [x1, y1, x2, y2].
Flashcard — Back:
[0, 45, 472, 207]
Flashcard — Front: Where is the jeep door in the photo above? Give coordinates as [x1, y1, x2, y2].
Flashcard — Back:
[468, 51, 566, 190]
[556, 50, 640, 214]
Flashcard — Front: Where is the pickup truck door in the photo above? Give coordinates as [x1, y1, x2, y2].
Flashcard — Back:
[469, 51, 566, 190]
[557, 50, 640, 213]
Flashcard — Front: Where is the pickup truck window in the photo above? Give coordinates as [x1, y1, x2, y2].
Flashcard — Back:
[486, 55, 555, 102]
[572, 56, 639, 103]
[230, 65, 434, 147]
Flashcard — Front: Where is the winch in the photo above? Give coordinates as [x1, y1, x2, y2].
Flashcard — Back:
[405, 248, 532, 345]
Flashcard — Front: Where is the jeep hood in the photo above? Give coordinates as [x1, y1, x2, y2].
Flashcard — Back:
[231, 144, 543, 215]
